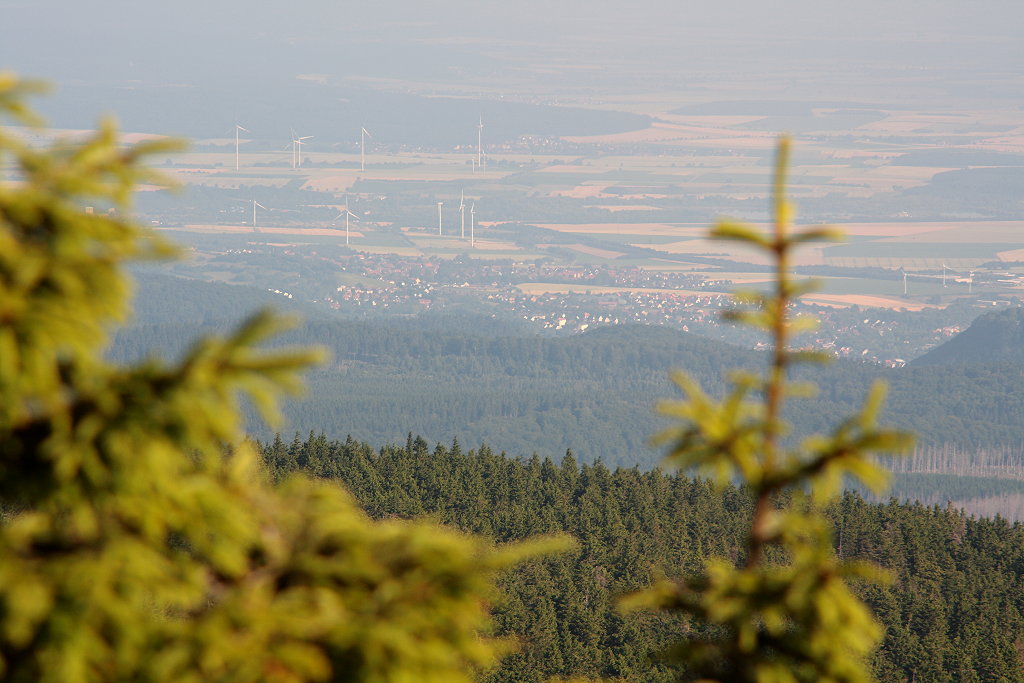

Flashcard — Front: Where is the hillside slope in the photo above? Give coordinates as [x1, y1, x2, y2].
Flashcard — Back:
[913, 306, 1024, 366]
[115, 275, 1024, 467]
[264, 433, 1024, 683]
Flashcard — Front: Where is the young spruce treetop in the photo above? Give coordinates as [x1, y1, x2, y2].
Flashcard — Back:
[623, 137, 912, 683]
[0, 73, 559, 683]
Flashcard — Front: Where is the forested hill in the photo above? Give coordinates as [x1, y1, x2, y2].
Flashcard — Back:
[913, 306, 1024, 366]
[261, 433, 1024, 682]
[113, 276, 1024, 469]
[126, 270, 314, 325]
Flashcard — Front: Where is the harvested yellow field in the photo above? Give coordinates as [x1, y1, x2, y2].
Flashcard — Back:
[169, 173, 291, 189]
[680, 136, 777, 150]
[828, 149, 904, 161]
[830, 223, 954, 237]
[858, 113, 978, 134]
[824, 257, 988, 269]
[587, 205, 662, 212]
[470, 239, 524, 251]
[970, 135, 1024, 154]
[866, 165, 955, 182]
[536, 165, 606, 174]
[802, 294, 936, 310]
[353, 245, 421, 256]
[562, 122, 696, 144]
[564, 244, 626, 259]
[723, 277, 775, 284]
[174, 224, 362, 237]
[564, 122, 775, 148]
[407, 236, 471, 248]
[657, 114, 767, 127]
[645, 260, 713, 270]
[411, 236, 520, 251]
[536, 222, 704, 235]
[120, 132, 171, 144]
[873, 221, 1024, 242]
[516, 283, 711, 296]
[998, 248, 1024, 261]
[644, 238, 739, 255]
[551, 184, 611, 199]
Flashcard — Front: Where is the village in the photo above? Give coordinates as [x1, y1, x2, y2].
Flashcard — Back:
[274, 249, 976, 364]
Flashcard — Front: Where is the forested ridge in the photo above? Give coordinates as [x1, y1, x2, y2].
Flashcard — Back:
[262, 433, 1024, 682]
[9, 66, 1022, 682]
[112, 289, 1024, 469]
[913, 307, 1024, 367]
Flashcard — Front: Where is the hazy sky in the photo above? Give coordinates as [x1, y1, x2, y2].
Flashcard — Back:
[4, 1, 1021, 77]
[2, 0, 1021, 130]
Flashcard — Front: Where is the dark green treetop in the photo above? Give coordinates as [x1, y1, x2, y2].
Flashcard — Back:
[623, 138, 914, 683]
[0, 73, 559, 683]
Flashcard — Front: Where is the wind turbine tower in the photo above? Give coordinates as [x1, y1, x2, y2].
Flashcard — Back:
[292, 133, 313, 169]
[437, 201, 443, 236]
[476, 115, 484, 170]
[470, 202, 476, 247]
[235, 124, 249, 171]
[336, 197, 358, 246]
[252, 200, 267, 230]
[361, 126, 371, 172]
[459, 191, 465, 239]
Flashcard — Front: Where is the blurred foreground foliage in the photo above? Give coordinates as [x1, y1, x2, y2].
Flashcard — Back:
[0, 73, 560, 683]
[623, 138, 913, 682]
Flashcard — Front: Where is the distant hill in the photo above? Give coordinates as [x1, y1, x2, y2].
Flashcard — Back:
[127, 270, 310, 326]
[113, 274, 1024, 467]
[912, 306, 1024, 366]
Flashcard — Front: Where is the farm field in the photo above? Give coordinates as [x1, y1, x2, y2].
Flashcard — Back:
[800, 294, 937, 311]
[173, 224, 364, 238]
[90, 87, 1022, 318]
[516, 283, 712, 297]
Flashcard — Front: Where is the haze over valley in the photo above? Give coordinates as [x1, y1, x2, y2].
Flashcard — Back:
[6, 0, 1024, 512]
[9, 2, 1024, 681]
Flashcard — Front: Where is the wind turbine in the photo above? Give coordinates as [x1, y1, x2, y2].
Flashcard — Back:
[335, 197, 359, 246]
[470, 201, 476, 247]
[476, 115, 483, 170]
[292, 132, 313, 169]
[235, 124, 249, 171]
[361, 126, 371, 172]
[459, 191, 465, 239]
[437, 201, 443, 236]
[252, 200, 267, 230]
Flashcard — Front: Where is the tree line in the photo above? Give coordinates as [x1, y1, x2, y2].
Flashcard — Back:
[263, 432, 1024, 682]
